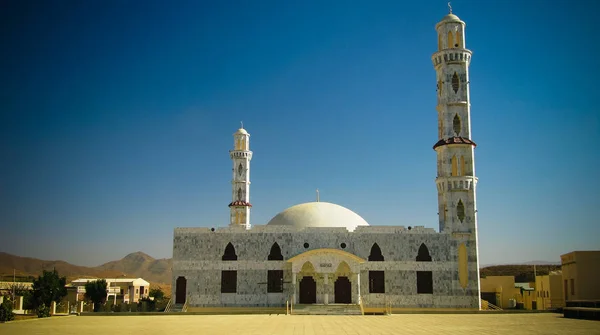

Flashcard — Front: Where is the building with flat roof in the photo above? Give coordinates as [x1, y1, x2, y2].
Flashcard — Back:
[561, 251, 600, 301]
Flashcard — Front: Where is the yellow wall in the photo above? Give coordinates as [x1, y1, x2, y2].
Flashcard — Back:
[480, 276, 520, 309]
[561, 251, 600, 301]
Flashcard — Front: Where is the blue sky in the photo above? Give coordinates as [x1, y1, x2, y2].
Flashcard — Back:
[1, 0, 598, 267]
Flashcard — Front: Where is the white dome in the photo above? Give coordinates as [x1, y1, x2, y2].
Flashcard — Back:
[234, 128, 249, 135]
[266, 202, 369, 232]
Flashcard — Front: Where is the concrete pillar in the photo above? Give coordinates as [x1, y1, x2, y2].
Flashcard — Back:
[323, 274, 329, 305]
[292, 272, 297, 304]
[51, 301, 57, 315]
[78, 301, 84, 313]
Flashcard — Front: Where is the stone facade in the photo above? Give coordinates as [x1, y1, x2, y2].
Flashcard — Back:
[172, 11, 481, 310]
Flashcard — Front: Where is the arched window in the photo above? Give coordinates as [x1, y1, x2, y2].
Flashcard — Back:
[451, 155, 458, 176]
[238, 163, 243, 177]
[447, 31, 454, 49]
[416, 243, 433, 294]
[460, 156, 466, 176]
[268, 242, 283, 261]
[457, 199, 465, 223]
[368, 243, 384, 261]
[453, 114, 461, 136]
[416, 243, 432, 262]
[457, 31, 463, 48]
[237, 188, 242, 201]
[452, 72, 460, 93]
[222, 242, 238, 261]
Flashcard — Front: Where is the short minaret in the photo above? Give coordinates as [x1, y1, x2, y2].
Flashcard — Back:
[432, 7, 481, 309]
[228, 124, 253, 229]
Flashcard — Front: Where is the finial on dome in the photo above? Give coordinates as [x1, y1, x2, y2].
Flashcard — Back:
[240, 121, 244, 129]
[448, 2, 452, 14]
[316, 189, 320, 202]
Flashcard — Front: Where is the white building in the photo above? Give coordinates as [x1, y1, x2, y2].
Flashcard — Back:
[172, 10, 481, 310]
[68, 278, 150, 304]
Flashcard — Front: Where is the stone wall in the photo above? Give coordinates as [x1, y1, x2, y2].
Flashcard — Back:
[172, 225, 480, 308]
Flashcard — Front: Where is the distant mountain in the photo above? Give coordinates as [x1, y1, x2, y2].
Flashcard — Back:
[95, 252, 172, 284]
[0, 252, 172, 285]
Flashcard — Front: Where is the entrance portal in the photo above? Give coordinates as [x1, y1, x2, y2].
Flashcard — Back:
[175, 276, 187, 304]
[299, 276, 316, 304]
[334, 276, 352, 303]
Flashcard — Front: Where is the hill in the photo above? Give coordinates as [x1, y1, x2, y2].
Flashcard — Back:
[95, 252, 172, 284]
[0, 252, 172, 285]
[480, 264, 562, 282]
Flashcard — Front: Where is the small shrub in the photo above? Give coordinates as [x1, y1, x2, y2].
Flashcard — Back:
[0, 299, 15, 323]
[37, 303, 50, 318]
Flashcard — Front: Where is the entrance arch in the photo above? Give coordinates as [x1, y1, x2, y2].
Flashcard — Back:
[334, 276, 351, 303]
[299, 276, 316, 304]
[175, 276, 187, 304]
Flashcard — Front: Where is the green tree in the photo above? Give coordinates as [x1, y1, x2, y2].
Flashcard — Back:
[0, 299, 15, 322]
[32, 269, 67, 311]
[149, 287, 165, 301]
[84, 279, 107, 312]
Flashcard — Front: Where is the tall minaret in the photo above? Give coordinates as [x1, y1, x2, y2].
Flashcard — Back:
[228, 124, 253, 229]
[432, 7, 481, 308]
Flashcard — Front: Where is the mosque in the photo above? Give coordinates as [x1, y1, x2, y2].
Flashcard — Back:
[172, 10, 481, 310]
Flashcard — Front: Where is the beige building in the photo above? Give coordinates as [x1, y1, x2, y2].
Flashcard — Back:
[561, 251, 600, 301]
[67, 278, 150, 304]
[480, 273, 564, 310]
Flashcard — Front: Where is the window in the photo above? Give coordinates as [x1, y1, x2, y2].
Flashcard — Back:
[416, 243, 432, 262]
[267, 270, 283, 293]
[417, 271, 433, 294]
[268, 242, 283, 260]
[369, 271, 385, 293]
[135, 289, 139, 294]
[570, 279, 575, 295]
[447, 31, 454, 49]
[368, 243, 384, 261]
[453, 114, 461, 136]
[416, 243, 433, 294]
[222, 242, 238, 261]
[452, 72, 460, 93]
[457, 199, 465, 223]
[221, 270, 237, 293]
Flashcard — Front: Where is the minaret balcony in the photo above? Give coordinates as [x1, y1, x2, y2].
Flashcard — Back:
[229, 151, 253, 159]
[431, 49, 472, 68]
[436, 176, 477, 193]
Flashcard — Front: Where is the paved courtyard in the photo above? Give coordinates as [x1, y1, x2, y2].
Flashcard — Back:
[1, 313, 599, 335]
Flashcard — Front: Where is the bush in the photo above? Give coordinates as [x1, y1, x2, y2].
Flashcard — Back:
[0, 299, 15, 323]
[37, 303, 50, 318]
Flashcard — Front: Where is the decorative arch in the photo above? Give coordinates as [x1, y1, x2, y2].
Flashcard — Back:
[416, 243, 432, 262]
[457, 31, 463, 48]
[222, 242, 238, 261]
[451, 155, 458, 176]
[460, 156, 466, 176]
[452, 72, 460, 93]
[457, 199, 465, 223]
[237, 163, 243, 177]
[300, 261, 316, 273]
[335, 261, 351, 275]
[447, 31, 454, 48]
[453, 114, 461, 136]
[368, 243, 384, 261]
[268, 242, 283, 260]
[237, 188, 242, 201]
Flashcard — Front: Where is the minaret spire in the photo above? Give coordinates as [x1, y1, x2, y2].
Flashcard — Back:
[316, 189, 320, 202]
[448, 2, 452, 14]
[432, 10, 481, 309]
[228, 126, 253, 229]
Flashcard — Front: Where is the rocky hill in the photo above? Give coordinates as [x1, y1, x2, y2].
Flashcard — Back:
[480, 264, 562, 282]
[0, 251, 172, 285]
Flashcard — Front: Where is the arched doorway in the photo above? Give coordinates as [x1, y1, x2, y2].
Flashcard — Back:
[299, 276, 316, 304]
[175, 277, 187, 304]
[334, 277, 351, 303]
